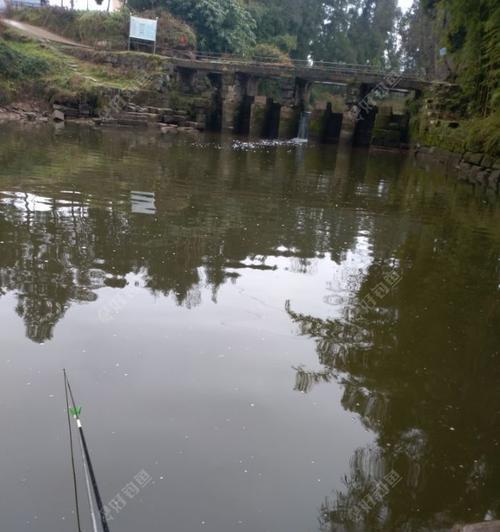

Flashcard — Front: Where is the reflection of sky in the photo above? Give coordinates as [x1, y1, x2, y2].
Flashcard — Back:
[234, 241, 372, 325]
[399, 0, 413, 12]
[1, 191, 88, 217]
[1, 192, 54, 212]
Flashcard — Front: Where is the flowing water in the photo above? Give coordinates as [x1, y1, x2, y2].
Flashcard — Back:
[0, 123, 499, 532]
[296, 111, 311, 141]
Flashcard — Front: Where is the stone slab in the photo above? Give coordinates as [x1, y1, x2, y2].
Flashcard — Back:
[461, 521, 500, 532]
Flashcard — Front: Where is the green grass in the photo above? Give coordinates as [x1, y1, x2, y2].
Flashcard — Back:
[0, 28, 55, 103]
[412, 109, 500, 158]
[0, 35, 52, 80]
[464, 113, 500, 157]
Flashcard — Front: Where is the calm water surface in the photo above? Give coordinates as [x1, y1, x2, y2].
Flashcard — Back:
[0, 123, 499, 532]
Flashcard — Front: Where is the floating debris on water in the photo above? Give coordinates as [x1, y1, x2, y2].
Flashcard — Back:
[231, 138, 309, 151]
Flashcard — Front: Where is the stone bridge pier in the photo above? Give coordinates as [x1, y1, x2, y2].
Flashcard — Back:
[352, 83, 378, 147]
[201, 72, 258, 134]
[232, 74, 259, 135]
[243, 77, 312, 139]
[176, 67, 197, 93]
[208, 74, 312, 139]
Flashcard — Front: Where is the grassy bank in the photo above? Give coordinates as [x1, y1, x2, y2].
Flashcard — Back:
[0, 25, 54, 105]
[413, 113, 500, 158]
[0, 23, 162, 108]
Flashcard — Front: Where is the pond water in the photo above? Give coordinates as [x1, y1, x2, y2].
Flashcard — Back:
[0, 123, 499, 532]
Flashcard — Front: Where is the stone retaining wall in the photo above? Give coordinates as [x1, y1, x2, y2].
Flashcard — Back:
[415, 145, 500, 194]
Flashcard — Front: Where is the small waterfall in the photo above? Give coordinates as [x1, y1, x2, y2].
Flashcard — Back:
[296, 111, 311, 141]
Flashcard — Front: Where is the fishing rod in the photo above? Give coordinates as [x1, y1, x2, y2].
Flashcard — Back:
[79, 432, 100, 532]
[64, 369, 99, 532]
[64, 369, 111, 532]
[64, 370, 82, 532]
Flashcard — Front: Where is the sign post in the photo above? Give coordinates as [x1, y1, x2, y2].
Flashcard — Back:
[128, 15, 158, 54]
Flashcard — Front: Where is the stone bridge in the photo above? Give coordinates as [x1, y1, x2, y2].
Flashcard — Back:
[172, 55, 429, 92]
[169, 53, 434, 147]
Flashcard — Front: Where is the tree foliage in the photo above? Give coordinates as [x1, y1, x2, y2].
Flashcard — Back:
[399, 1, 437, 76]
[248, 0, 324, 58]
[127, 0, 402, 65]
[441, 0, 500, 114]
[400, 0, 499, 114]
[165, 0, 256, 54]
[251, 43, 292, 65]
[312, 0, 401, 68]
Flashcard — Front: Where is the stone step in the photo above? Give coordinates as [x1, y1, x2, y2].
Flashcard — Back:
[53, 109, 65, 122]
[125, 103, 147, 113]
[53, 105, 80, 118]
[115, 112, 160, 122]
[161, 114, 187, 126]
[146, 106, 173, 114]
[96, 117, 117, 126]
[185, 121, 204, 130]
[79, 103, 91, 117]
[116, 118, 149, 127]
[454, 520, 500, 531]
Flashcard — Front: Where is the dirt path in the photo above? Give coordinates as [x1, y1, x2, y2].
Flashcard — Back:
[1, 18, 91, 48]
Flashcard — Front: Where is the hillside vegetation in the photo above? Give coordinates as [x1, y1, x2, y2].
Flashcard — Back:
[0, 22, 160, 107]
[7, 7, 196, 53]
[402, 0, 499, 156]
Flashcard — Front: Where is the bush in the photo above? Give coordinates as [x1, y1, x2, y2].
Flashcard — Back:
[250, 43, 292, 64]
[0, 40, 50, 80]
[266, 33, 297, 54]
[139, 10, 196, 52]
[164, 0, 255, 54]
[76, 9, 129, 48]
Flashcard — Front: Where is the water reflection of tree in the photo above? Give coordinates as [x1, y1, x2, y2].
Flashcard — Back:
[286, 228, 500, 531]
[0, 197, 98, 342]
[0, 174, 361, 343]
[0, 124, 370, 342]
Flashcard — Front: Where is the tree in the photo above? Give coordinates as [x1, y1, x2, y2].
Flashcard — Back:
[312, 0, 363, 63]
[165, 0, 256, 54]
[248, 0, 324, 59]
[399, 0, 438, 76]
[312, 0, 401, 67]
